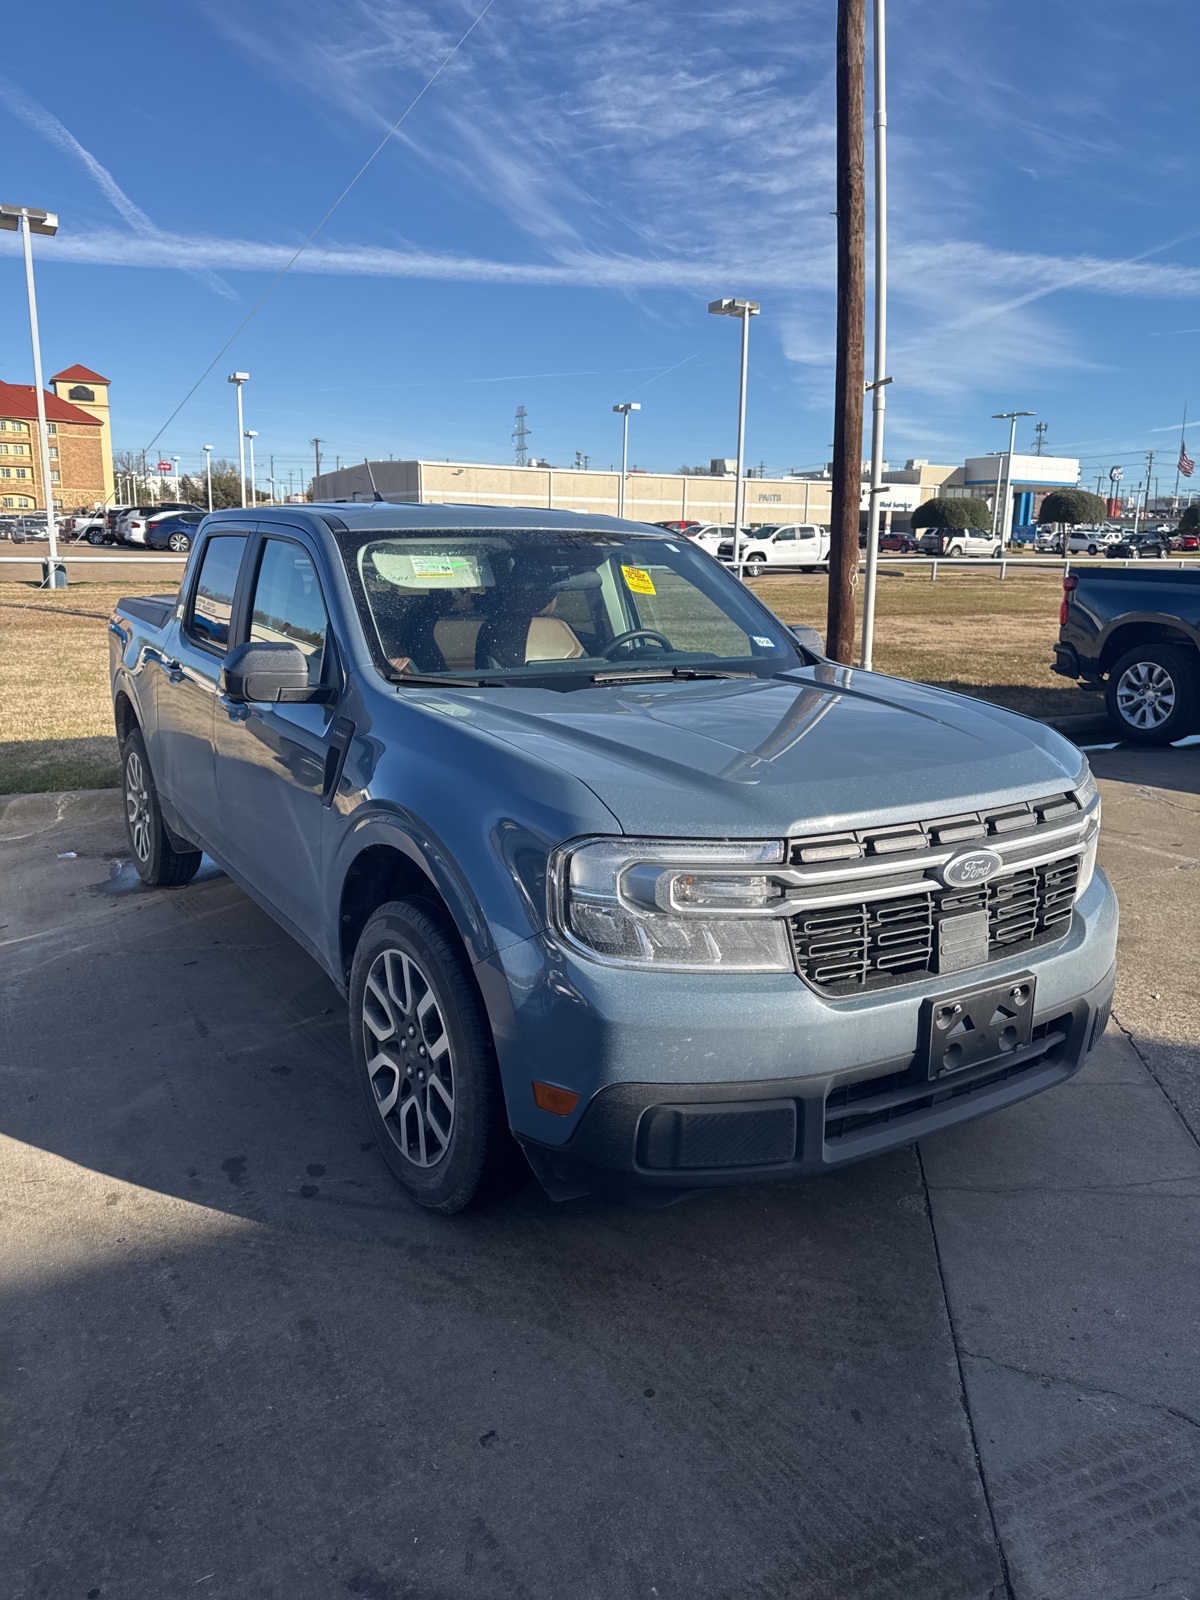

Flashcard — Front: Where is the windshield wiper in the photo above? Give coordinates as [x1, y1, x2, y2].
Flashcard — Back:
[587, 666, 764, 685]
[385, 671, 495, 688]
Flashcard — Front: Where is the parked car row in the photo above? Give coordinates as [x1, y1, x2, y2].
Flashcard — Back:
[0, 513, 50, 543]
[63, 502, 205, 551]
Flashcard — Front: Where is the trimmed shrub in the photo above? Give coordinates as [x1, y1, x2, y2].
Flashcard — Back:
[911, 497, 992, 532]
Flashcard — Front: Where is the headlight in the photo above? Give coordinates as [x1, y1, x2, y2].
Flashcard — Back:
[547, 838, 793, 972]
[1073, 764, 1101, 901]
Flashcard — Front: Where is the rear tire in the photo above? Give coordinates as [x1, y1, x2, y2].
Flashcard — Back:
[167, 532, 192, 553]
[86, 528, 106, 546]
[121, 727, 203, 886]
[1105, 643, 1199, 745]
[350, 900, 521, 1213]
[947, 543, 964, 558]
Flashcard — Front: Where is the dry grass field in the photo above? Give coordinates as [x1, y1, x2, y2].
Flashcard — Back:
[0, 563, 1093, 795]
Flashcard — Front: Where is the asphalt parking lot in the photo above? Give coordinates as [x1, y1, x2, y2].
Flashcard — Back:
[2, 743, 1198, 1600]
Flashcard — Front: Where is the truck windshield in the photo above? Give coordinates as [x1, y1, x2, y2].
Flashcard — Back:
[340, 528, 801, 685]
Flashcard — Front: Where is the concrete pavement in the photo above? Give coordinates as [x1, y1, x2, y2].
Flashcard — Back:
[1, 746, 1198, 1600]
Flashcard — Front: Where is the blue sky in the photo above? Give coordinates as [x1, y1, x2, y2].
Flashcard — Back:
[2, 0, 1199, 495]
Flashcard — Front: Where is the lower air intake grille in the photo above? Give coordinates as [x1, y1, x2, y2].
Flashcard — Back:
[789, 857, 1079, 994]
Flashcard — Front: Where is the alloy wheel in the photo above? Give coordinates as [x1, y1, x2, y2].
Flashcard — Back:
[168, 532, 191, 553]
[362, 948, 455, 1167]
[125, 749, 152, 862]
[1115, 661, 1177, 730]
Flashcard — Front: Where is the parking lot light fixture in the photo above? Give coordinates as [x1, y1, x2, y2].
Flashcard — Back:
[245, 430, 258, 507]
[228, 373, 249, 507]
[203, 445, 213, 512]
[992, 410, 1034, 543]
[1, 204, 65, 585]
[612, 403, 641, 518]
[708, 299, 761, 576]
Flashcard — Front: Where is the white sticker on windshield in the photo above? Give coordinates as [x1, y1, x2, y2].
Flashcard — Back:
[752, 636, 774, 648]
[369, 550, 492, 588]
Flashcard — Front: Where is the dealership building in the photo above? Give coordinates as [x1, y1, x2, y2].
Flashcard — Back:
[311, 454, 1079, 533]
[941, 454, 1081, 532]
[310, 456, 971, 529]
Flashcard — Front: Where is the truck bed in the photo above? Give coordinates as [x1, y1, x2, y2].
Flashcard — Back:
[117, 595, 177, 631]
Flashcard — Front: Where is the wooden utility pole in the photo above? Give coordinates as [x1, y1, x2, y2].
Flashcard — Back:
[826, 0, 867, 665]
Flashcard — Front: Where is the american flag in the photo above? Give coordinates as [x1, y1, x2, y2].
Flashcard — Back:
[1180, 442, 1195, 479]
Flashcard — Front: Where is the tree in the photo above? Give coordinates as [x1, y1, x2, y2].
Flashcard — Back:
[1177, 503, 1200, 534]
[179, 460, 264, 511]
[911, 497, 992, 531]
[1038, 488, 1107, 526]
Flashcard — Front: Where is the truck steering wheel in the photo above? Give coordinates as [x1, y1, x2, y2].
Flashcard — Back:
[603, 629, 673, 658]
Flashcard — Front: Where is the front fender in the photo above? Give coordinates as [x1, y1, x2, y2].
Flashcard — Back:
[329, 801, 497, 968]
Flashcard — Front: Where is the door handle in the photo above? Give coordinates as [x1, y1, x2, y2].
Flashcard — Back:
[159, 655, 184, 683]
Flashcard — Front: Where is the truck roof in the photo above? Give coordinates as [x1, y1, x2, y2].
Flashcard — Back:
[202, 502, 667, 537]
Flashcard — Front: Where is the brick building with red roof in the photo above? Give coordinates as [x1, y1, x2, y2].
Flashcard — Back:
[0, 364, 114, 513]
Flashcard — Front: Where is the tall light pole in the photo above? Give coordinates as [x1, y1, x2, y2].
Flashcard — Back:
[172, 454, 180, 500]
[992, 410, 1034, 547]
[0, 204, 64, 586]
[612, 403, 641, 518]
[245, 430, 258, 507]
[203, 444, 213, 512]
[228, 373, 249, 507]
[708, 298, 761, 577]
[860, 0, 891, 671]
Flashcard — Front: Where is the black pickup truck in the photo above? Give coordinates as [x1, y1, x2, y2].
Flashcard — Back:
[1053, 565, 1200, 743]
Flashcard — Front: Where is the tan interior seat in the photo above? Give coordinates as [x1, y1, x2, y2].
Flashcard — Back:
[523, 617, 586, 662]
[433, 616, 485, 670]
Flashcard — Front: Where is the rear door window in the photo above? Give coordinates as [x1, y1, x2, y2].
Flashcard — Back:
[186, 535, 247, 652]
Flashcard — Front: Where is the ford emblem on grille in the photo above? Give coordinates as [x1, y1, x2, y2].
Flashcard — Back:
[940, 847, 1003, 888]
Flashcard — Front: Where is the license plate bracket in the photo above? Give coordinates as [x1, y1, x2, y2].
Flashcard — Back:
[919, 972, 1036, 1080]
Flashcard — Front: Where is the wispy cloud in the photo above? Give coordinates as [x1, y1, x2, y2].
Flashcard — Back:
[0, 79, 236, 300]
[5, 222, 1200, 309]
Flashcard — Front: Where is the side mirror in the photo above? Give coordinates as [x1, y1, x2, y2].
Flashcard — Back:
[221, 641, 320, 703]
[790, 624, 825, 656]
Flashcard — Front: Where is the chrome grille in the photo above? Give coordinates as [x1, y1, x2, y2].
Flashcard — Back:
[789, 857, 1080, 994]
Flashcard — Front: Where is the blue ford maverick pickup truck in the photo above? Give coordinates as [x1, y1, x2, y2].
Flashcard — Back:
[110, 504, 1117, 1211]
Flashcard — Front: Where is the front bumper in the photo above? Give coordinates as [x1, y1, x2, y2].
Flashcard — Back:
[484, 869, 1118, 1204]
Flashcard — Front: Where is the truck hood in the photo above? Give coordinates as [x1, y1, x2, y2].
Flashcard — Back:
[437, 664, 1085, 838]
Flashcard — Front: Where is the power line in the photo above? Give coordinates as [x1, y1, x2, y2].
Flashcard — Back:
[139, 0, 498, 456]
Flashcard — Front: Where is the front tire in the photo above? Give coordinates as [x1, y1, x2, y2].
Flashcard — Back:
[350, 900, 517, 1213]
[121, 728, 203, 886]
[744, 556, 767, 578]
[1105, 644, 1199, 745]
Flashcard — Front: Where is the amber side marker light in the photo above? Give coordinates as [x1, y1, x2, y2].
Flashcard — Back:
[533, 1082, 580, 1116]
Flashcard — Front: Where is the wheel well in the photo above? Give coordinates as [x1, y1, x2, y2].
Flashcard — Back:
[338, 844, 454, 979]
[113, 690, 138, 745]
[1099, 623, 1198, 677]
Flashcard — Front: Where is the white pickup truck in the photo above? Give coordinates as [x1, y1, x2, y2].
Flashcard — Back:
[718, 524, 830, 575]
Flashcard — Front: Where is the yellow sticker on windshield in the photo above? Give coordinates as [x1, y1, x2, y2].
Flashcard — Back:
[621, 565, 656, 596]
